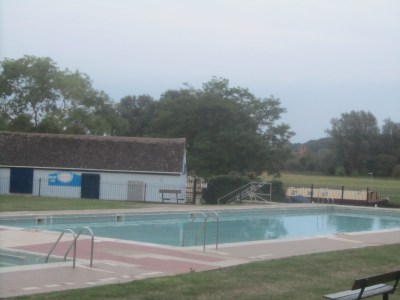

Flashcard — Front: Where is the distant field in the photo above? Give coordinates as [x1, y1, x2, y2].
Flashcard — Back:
[278, 173, 400, 189]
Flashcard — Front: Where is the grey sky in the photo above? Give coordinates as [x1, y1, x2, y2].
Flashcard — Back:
[1, 0, 399, 143]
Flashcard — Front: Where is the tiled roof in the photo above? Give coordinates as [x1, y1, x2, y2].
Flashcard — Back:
[0, 132, 186, 173]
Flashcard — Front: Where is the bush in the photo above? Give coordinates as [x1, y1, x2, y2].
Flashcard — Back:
[392, 164, 400, 177]
[203, 174, 251, 204]
[269, 179, 286, 202]
[335, 166, 346, 176]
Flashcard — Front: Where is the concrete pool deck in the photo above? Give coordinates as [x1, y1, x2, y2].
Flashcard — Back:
[0, 203, 399, 298]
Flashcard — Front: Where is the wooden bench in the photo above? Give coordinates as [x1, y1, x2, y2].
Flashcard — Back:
[323, 270, 400, 300]
[159, 189, 183, 203]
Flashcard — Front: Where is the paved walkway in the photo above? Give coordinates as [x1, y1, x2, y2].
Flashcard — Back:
[1, 204, 399, 298]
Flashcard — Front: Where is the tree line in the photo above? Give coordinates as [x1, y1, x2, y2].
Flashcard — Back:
[1, 56, 399, 178]
[0, 56, 293, 178]
[287, 111, 400, 177]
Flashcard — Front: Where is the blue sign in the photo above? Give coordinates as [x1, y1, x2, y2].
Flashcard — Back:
[48, 171, 81, 187]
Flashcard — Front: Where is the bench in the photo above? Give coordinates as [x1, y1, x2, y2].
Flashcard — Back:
[159, 189, 183, 203]
[323, 270, 400, 300]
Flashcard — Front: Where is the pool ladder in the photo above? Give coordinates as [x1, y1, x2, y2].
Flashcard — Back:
[182, 211, 219, 251]
[45, 227, 94, 269]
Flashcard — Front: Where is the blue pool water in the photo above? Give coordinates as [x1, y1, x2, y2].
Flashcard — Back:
[0, 249, 65, 267]
[1, 207, 399, 247]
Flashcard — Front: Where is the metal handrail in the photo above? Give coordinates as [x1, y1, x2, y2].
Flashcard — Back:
[207, 211, 219, 250]
[46, 227, 94, 269]
[182, 212, 207, 250]
[45, 229, 76, 264]
[182, 211, 220, 251]
[217, 182, 269, 204]
[64, 227, 94, 268]
[217, 183, 253, 205]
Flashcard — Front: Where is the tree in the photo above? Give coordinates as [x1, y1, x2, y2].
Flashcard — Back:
[147, 78, 293, 177]
[200, 78, 294, 175]
[380, 118, 400, 160]
[326, 111, 380, 175]
[117, 95, 156, 136]
[0, 56, 58, 128]
[0, 55, 121, 135]
[375, 154, 397, 176]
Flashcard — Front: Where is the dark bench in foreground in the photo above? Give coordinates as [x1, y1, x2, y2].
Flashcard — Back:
[324, 270, 400, 300]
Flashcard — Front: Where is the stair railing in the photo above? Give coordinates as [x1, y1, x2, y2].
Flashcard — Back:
[46, 227, 94, 269]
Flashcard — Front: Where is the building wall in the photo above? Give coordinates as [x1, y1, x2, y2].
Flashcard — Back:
[0, 167, 187, 203]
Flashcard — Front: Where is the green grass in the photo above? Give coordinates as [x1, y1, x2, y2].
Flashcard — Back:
[278, 173, 400, 189]
[0, 195, 153, 212]
[16, 244, 400, 300]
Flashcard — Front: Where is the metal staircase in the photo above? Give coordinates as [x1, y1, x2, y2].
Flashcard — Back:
[217, 182, 271, 205]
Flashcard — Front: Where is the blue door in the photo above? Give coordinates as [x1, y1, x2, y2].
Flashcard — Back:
[10, 168, 33, 194]
[81, 173, 100, 199]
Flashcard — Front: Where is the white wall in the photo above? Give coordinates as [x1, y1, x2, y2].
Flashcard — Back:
[98, 172, 186, 202]
[0, 167, 186, 202]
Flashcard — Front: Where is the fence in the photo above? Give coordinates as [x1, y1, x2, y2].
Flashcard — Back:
[283, 183, 400, 207]
[0, 176, 206, 204]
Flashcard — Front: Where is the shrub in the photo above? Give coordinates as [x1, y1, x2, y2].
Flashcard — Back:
[335, 166, 346, 176]
[269, 179, 286, 202]
[203, 174, 251, 204]
[392, 164, 400, 177]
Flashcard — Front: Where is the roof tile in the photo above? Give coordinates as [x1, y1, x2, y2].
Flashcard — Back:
[0, 132, 186, 173]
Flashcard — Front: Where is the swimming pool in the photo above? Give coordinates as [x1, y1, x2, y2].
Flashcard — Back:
[1, 206, 399, 247]
[0, 249, 65, 267]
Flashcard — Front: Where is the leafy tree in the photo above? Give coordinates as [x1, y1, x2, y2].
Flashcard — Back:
[327, 111, 379, 175]
[148, 78, 293, 177]
[0, 56, 58, 127]
[380, 118, 400, 160]
[287, 116, 399, 177]
[148, 89, 198, 139]
[117, 95, 156, 136]
[0, 55, 121, 135]
[8, 114, 34, 132]
[392, 164, 400, 177]
[375, 154, 397, 177]
[316, 148, 335, 174]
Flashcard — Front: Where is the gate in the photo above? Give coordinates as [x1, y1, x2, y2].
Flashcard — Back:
[127, 181, 145, 201]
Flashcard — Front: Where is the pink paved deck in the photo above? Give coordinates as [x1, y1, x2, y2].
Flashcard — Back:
[1, 205, 399, 298]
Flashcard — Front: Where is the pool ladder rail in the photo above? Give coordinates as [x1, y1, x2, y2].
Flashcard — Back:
[45, 227, 94, 269]
[182, 211, 219, 251]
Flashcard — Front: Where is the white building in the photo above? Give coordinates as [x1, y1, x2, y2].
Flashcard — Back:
[0, 132, 187, 203]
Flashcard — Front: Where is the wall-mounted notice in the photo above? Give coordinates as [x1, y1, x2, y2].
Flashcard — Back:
[48, 171, 81, 187]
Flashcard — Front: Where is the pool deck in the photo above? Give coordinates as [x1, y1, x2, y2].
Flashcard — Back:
[1, 203, 399, 299]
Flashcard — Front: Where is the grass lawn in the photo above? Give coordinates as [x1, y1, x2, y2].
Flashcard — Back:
[15, 244, 400, 300]
[0, 195, 154, 212]
[278, 173, 400, 189]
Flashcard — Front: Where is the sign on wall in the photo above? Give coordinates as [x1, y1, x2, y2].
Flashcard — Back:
[48, 171, 81, 187]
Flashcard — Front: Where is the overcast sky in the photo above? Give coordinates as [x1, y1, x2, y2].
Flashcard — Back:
[1, 0, 399, 143]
